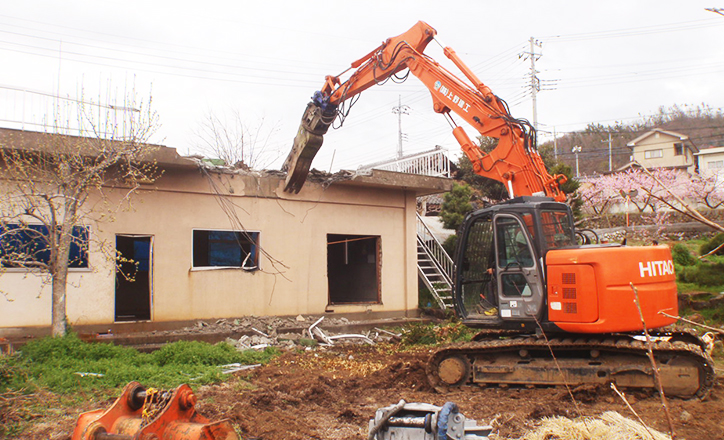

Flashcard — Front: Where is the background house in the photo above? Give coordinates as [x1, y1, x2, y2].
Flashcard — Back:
[695, 145, 724, 179]
[0, 129, 452, 337]
[627, 128, 698, 173]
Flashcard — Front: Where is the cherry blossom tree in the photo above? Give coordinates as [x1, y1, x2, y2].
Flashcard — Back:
[578, 167, 724, 236]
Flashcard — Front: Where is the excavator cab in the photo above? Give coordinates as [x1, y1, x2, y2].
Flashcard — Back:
[453, 197, 575, 329]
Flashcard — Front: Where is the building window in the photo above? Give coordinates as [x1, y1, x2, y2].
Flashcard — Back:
[674, 143, 684, 156]
[192, 230, 259, 270]
[0, 224, 89, 269]
[644, 149, 663, 159]
[708, 160, 724, 170]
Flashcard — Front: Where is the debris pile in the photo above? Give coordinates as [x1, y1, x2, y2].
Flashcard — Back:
[220, 316, 401, 352]
[159, 314, 358, 337]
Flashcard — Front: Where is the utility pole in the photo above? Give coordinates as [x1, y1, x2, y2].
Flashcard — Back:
[553, 127, 558, 161]
[572, 145, 582, 178]
[392, 95, 409, 159]
[601, 132, 612, 171]
[520, 37, 542, 136]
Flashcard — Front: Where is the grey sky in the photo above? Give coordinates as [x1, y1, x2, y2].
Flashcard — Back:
[1, 1, 723, 171]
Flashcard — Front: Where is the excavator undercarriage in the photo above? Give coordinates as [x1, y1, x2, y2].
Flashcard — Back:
[426, 330, 715, 399]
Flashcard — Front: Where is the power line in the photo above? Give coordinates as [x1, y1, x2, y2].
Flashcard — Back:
[542, 18, 723, 42]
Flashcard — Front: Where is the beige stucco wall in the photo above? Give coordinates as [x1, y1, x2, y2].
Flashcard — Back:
[697, 148, 724, 177]
[632, 132, 695, 172]
[0, 168, 428, 331]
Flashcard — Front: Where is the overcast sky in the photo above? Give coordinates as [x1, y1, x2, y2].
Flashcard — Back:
[1, 1, 723, 171]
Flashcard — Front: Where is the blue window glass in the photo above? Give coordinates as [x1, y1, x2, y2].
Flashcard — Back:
[192, 230, 259, 269]
[0, 224, 89, 268]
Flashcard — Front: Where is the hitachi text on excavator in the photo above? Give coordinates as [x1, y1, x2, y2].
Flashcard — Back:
[281, 21, 714, 398]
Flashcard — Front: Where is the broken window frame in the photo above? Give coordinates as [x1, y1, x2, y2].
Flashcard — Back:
[191, 229, 260, 271]
[327, 234, 382, 305]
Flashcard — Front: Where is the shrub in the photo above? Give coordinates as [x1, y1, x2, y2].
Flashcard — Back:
[399, 321, 474, 346]
[418, 284, 437, 309]
[442, 234, 458, 257]
[671, 243, 697, 266]
[440, 183, 473, 230]
[677, 262, 724, 287]
[0, 355, 28, 393]
[700, 233, 724, 257]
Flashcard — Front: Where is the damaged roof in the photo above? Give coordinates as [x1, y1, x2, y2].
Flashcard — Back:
[0, 127, 452, 196]
[0, 127, 197, 169]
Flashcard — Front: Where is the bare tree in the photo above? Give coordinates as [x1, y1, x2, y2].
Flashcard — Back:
[193, 109, 282, 169]
[0, 93, 160, 336]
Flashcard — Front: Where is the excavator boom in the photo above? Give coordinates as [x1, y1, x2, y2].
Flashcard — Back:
[283, 21, 565, 201]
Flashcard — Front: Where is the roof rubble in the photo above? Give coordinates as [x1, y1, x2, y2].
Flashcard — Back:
[188, 156, 361, 187]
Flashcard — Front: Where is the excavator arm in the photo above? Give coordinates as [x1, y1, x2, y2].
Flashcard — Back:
[283, 21, 566, 201]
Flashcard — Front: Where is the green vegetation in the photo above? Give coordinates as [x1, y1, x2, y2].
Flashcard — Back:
[677, 263, 724, 288]
[0, 333, 279, 437]
[418, 283, 437, 309]
[0, 333, 278, 395]
[398, 321, 475, 346]
[440, 182, 473, 230]
[672, 235, 724, 296]
[700, 232, 724, 257]
[671, 243, 697, 266]
[668, 235, 724, 330]
[442, 234, 458, 257]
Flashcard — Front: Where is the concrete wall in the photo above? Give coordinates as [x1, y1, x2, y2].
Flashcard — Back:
[0, 168, 425, 333]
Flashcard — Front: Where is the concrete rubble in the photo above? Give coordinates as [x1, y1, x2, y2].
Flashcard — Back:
[221, 316, 401, 352]
[64, 314, 424, 353]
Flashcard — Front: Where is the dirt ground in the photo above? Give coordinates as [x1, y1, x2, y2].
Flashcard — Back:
[18, 342, 724, 440]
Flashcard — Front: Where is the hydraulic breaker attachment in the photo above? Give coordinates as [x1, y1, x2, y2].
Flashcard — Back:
[282, 99, 337, 193]
[72, 381, 239, 440]
[368, 400, 492, 440]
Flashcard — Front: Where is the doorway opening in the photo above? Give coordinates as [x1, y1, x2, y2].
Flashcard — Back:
[115, 235, 152, 321]
[327, 234, 380, 304]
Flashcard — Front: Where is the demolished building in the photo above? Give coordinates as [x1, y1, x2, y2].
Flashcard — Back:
[0, 128, 452, 338]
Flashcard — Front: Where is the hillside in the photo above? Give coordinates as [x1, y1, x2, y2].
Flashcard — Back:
[541, 104, 724, 176]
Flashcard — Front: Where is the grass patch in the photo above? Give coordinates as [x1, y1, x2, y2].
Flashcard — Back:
[667, 236, 724, 298]
[1, 333, 279, 395]
[398, 320, 475, 346]
[677, 263, 724, 288]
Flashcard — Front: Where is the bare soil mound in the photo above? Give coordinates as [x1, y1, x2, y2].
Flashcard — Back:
[194, 345, 724, 440]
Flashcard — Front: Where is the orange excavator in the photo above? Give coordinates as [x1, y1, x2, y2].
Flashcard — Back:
[283, 21, 714, 398]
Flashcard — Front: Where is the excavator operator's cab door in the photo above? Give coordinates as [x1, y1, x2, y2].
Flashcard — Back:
[493, 214, 544, 322]
[454, 209, 545, 327]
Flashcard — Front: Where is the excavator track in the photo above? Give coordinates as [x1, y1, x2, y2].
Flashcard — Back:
[426, 332, 715, 399]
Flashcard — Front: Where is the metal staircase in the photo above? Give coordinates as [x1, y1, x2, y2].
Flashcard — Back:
[416, 213, 455, 309]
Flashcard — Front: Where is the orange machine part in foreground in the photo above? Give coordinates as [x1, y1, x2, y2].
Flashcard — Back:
[72, 382, 238, 440]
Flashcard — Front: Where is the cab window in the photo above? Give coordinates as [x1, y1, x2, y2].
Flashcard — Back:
[496, 216, 534, 268]
[540, 210, 574, 250]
